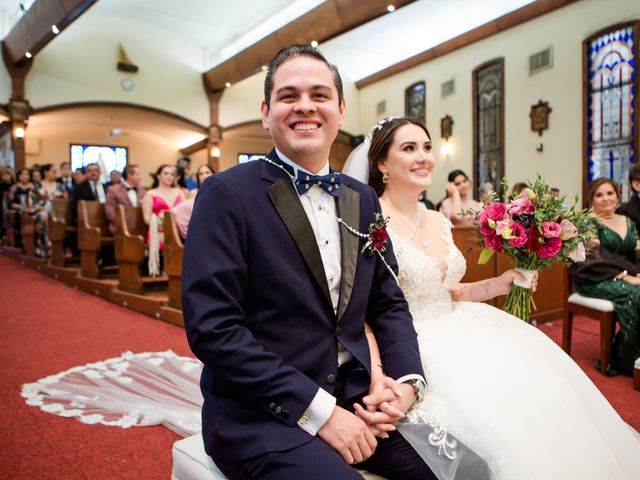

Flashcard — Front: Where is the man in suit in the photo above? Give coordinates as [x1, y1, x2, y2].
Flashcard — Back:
[104, 170, 122, 190]
[105, 165, 146, 235]
[618, 164, 640, 236]
[57, 161, 75, 194]
[71, 162, 106, 222]
[183, 45, 434, 480]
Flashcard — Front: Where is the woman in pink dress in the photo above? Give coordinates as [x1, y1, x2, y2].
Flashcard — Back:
[142, 164, 185, 275]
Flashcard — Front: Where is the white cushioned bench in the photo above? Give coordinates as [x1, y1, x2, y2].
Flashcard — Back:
[172, 434, 387, 480]
[567, 292, 614, 312]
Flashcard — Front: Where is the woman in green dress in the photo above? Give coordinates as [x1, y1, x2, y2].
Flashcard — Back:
[572, 178, 640, 376]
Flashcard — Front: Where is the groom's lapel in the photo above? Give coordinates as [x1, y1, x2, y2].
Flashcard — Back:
[337, 183, 360, 321]
[267, 175, 332, 307]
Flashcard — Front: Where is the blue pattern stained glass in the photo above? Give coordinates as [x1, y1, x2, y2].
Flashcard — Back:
[587, 26, 635, 201]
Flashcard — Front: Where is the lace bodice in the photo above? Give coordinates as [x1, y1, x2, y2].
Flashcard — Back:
[391, 209, 466, 320]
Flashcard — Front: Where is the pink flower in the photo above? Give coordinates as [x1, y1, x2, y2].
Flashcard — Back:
[537, 237, 562, 259]
[560, 219, 578, 240]
[486, 233, 504, 252]
[508, 222, 528, 248]
[478, 202, 507, 224]
[495, 219, 512, 236]
[480, 222, 494, 238]
[542, 221, 562, 239]
[508, 197, 535, 216]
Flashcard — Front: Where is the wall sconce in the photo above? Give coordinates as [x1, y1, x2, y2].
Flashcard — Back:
[441, 141, 451, 159]
[211, 145, 221, 158]
[14, 126, 25, 139]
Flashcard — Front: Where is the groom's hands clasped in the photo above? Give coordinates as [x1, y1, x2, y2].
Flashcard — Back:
[354, 376, 417, 438]
[318, 405, 378, 465]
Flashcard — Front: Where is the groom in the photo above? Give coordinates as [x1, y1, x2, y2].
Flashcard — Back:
[183, 45, 435, 479]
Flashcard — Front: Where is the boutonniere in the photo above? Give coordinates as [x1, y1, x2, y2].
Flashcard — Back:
[338, 212, 398, 284]
[361, 212, 389, 255]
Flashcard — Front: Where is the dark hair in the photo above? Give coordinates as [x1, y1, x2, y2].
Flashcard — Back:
[60, 161, 70, 168]
[176, 156, 191, 168]
[629, 164, 640, 194]
[151, 164, 175, 189]
[264, 45, 343, 108]
[40, 163, 54, 178]
[447, 169, 469, 183]
[122, 164, 138, 180]
[196, 164, 214, 188]
[175, 165, 187, 189]
[511, 182, 528, 198]
[84, 162, 99, 171]
[588, 177, 619, 205]
[74, 167, 86, 174]
[367, 117, 431, 196]
[16, 168, 31, 182]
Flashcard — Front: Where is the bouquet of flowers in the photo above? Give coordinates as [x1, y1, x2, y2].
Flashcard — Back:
[474, 176, 594, 322]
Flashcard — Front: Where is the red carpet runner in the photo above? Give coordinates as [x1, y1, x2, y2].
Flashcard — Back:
[0, 255, 638, 479]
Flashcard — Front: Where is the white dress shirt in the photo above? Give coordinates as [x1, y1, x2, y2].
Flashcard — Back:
[91, 181, 106, 203]
[275, 150, 425, 436]
[122, 181, 138, 207]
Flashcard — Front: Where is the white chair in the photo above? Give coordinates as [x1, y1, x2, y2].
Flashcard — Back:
[562, 268, 616, 375]
[172, 434, 387, 480]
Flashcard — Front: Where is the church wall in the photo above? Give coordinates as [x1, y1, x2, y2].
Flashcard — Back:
[0, 52, 10, 103]
[358, 0, 640, 206]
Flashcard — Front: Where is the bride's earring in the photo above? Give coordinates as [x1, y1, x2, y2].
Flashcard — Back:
[382, 173, 390, 184]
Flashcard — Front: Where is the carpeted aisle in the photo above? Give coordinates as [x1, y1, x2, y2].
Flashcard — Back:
[0, 255, 191, 479]
[1, 255, 639, 479]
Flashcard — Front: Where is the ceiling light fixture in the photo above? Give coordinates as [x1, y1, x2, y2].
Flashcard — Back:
[212, 146, 221, 158]
[51, 24, 59, 34]
[387, 4, 396, 12]
[25, 51, 32, 59]
[310, 40, 318, 48]
[261, 65, 268, 72]
[225, 82, 231, 88]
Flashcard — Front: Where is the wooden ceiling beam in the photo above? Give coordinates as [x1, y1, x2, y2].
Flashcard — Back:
[3, 0, 98, 65]
[202, 0, 416, 91]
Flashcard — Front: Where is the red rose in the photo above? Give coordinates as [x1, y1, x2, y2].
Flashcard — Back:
[371, 226, 388, 251]
[486, 233, 504, 252]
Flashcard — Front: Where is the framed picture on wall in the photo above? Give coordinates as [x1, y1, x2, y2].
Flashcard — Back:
[405, 81, 426, 124]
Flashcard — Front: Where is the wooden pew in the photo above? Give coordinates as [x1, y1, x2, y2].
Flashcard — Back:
[114, 205, 167, 294]
[77, 200, 114, 278]
[4, 209, 16, 247]
[20, 210, 36, 257]
[49, 198, 77, 267]
[163, 210, 184, 310]
[452, 227, 497, 306]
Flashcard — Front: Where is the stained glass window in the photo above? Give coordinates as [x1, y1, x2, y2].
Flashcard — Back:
[474, 59, 504, 196]
[586, 23, 638, 201]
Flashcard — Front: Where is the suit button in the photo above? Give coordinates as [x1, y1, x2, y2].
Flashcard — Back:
[326, 374, 336, 384]
[334, 326, 342, 336]
[275, 406, 283, 414]
[269, 402, 276, 410]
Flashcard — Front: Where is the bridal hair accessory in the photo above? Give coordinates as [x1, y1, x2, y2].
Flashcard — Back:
[261, 157, 399, 284]
[342, 116, 401, 183]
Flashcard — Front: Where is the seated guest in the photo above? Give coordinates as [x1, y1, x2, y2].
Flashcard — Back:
[172, 164, 214, 239]
[617, 164, 640, 235]
[418, 191, 435, 211]
[0, 167, 15, 240]
[8, 168, 37, 248]
[72, 167, 86, 185]
[439, 168, 482, 227]
[71, 163, 106, 222]
[142, 165, 185, 275]
[478, 182, 495, 205]
[30, 167, 42, 188]
[57, 161, 75, 194]
[510, 181, 529, 200]
[104, 170, 122, 190]
[105, 165, 146, 235]
[571, 178, 640, 377]
[33, 164, 67, 257]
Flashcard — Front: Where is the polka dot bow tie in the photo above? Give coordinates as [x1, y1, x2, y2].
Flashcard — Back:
[295, 171, 341, 197]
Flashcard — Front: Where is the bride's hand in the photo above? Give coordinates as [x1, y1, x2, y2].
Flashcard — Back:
[363, 374, 404, 438]
[497, 269, 539, 295]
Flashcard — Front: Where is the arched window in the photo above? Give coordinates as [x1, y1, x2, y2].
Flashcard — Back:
[584, 22, 639, 201]
[473, 58, 505, 198]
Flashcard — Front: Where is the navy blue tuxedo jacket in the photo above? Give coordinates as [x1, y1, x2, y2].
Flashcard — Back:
[182, 149, 424, 462]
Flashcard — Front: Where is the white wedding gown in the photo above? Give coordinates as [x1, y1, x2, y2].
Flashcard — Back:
[393, 211, 640, 480]
[21, 211, 640, 479]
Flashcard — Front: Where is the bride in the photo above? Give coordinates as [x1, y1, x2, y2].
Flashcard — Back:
[343, 116, 640, 480]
